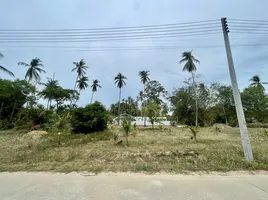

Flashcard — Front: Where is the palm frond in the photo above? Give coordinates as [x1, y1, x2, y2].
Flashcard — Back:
[0, 65, 15, 77]
[18, 62, 30, 67]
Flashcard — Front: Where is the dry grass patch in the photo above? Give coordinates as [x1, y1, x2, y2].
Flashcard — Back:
[0, 126, 267, 173]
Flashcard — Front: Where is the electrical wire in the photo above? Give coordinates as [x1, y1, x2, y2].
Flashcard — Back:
[0, 19, 219, 32]
[1, 44, 268, 52]
[0, 26, 220, 37]
[228, 19, 268, 23]
[0, 31, 222, 43]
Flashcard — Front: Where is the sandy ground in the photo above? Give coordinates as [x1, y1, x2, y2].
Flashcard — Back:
[0, 171, 268, 200]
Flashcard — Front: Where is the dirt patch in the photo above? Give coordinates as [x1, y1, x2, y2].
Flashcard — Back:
[27, 131, 48, 135]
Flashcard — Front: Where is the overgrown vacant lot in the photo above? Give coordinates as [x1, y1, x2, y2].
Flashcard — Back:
[0, 127, 267, 173]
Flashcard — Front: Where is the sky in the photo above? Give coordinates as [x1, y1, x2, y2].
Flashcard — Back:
[0, 0, 268, 108]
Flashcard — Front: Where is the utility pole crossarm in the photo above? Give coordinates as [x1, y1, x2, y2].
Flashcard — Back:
[221, 17, 253, 162]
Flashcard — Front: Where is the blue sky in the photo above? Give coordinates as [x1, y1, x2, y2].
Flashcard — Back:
[0, 0, 268, 107]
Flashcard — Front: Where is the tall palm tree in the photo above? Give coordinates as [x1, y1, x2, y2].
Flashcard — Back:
[91, 79, 101, 103]
[72, 59, 88, 90]
[18, 58, 45, 83]
[0, 53, 15, 77]
[39, 78, 59, 110]
[180, 51, 200, 126]
[114, 72, 127, 125]
[249, 75, 268, 90]
[77, 76, 89, 93]
[139, 70, 150, 126]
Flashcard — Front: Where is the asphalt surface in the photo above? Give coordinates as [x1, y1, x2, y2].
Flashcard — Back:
[0, 172, 268, 200]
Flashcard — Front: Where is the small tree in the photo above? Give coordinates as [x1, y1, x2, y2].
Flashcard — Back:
[189, 126, 199, 142]
[122, 118, 131, 146]
[145, 103, 160, 128]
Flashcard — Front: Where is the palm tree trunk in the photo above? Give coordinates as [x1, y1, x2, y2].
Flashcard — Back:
[0, 102, 4, 118]
[70, 75, 79, 107]
[222, 106, 228, 125]
[191, 72, 198, 127]
[47, 100, 49, 110]
[143, 83, 147, 127]
[10, 101, 16, 120]
[118, 88, 121, 125]
[91, 92, 94, 104]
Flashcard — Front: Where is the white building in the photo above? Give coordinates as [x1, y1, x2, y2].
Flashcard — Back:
[113, 114, 171, 126]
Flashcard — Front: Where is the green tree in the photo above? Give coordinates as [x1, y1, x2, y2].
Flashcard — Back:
[122, 118, 131, 146]
[114, 72, 127, 125]
[0, 79, 35, 121]
[249, 75, 267, 90]
[0, 53, 14, 77]
[18, 58, 45, 84]
[139, 70, 150, 126]
[144, 80, 167, 105]
[39, 78, 59, 110]
[179, 51, 200, 126]
[144, 102, 160, 128]
[77, 76, 89, 95]
[91, 79, 101, 103]
[72, 59, 88, 90]
[169, 87, 195, 125]
[216, 85, 236, 125]
[241, 86, 268, 123]
[70, 101, 108, 134]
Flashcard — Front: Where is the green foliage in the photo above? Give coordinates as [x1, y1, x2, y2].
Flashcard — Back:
[0, 79, 36, 121]
[241, 86, 268, 123]
[144, 103, 160, 128]
[122, 118, 131, 146]
[15, 105, 48, 129]
[144, 80, 167, 106]
[189, 126, 199, 141]
[18, 58, 45, 83]
[110, 97, 140, 117]
[70, 102, 108, 134]
[169, 83, 238, 127]
[39, 79, 78, 111]
[179, 51, 200, 73]
[43, 112, 71, 133]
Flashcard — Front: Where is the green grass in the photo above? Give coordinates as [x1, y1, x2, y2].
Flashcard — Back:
[0, 126, 267, 173]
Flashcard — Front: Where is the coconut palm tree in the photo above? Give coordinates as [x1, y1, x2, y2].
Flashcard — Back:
[180, 51, 200, 126]
[114, 72, 127, 125]
[249, 75, 268, 90]
[139, 70, 150, 126]
[77, 76, 89, 93]
[91, 79, 101, 103]
[72, 59, 88, 90]
[0, 53, 15, 77]
[39, 78, 59, 110]
[18, 58, 45, 83]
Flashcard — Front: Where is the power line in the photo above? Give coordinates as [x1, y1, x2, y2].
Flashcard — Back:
[229, 19, 268, 23]
[231, 31, 268, 34]
[0, 26, 220, 37]
[0, 31, 222, 43]
[0, 19, 219, 32]
[1, 43, 268, 52]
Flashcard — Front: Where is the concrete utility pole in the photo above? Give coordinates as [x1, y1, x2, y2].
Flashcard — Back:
[221, 18, 253, 162]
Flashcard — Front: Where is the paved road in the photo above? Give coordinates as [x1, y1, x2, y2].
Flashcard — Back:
[0, 172, 268, 200]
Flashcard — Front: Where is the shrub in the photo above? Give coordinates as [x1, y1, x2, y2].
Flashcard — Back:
[189, 126, 199, 142]
[70, 102, 108, 134]
[122, 118, 131, 146]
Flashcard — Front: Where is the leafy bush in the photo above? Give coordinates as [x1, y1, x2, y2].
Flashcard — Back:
[42, 112, 71, 133]
[70, 102, 108, 134]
